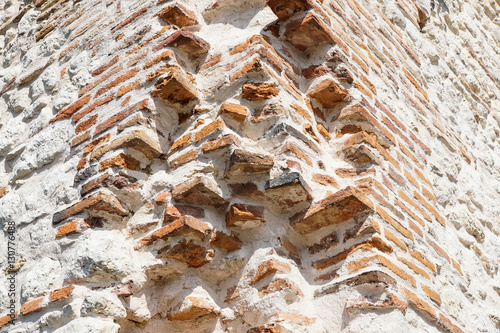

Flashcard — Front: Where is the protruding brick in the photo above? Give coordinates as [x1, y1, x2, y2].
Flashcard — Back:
[154, 29, 210, 59]
[307, 78, 350, 108]
[242, 82, 279, 100]
[225, 149, 274, 178]
[315, 270, 397, 296]
[141, 216, 211, 247]
[283, 12, 335, 51]
[210, 231, 242, 251]
[164, 204, 205, 223]
[172, 176, 225, 207]
[152, 68, 198, 105]
[202, 134, 241, 153]
[194, 118, 226, 143]
[161, 239, 214, 267]
[90, 129, 162, 161]
[250, 259, 291, 285]
[265, 172, 312, 208]
[266, 0, 312, 20]
[219, 102, 248, 124]
[49, 95, 91, 123]
[401, 287, 437, 322]
[226, 203, 265, 228]
[52, 191, 128, 224]
[100, 153, 141, 171]
[159, 3, 198, 27]
[290, 186, 374, 234]
[308, 232, 338, 255]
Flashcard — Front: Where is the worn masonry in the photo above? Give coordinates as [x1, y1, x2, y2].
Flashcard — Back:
[1, 0, 500, 332]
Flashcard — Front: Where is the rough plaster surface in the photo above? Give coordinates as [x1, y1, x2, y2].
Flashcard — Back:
[1, 0, 500, 332]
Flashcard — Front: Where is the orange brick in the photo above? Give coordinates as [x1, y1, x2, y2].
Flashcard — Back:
[384, 229, 407, 251]
[50, 95, 91, 123]
[421, 284, 441, 305]
[75, 115, 98, 134]
[20, 297, 45, 315]
[95, 67, 139, 97]
[111, 4, 152, 34]
[194, 118, 226, 143]
[401, 287, 437, 322]
[376, 207, 414, 241]
[76, 158, 87, 170]
[92, 55, 120, 75]
[79, 64, 124, 97]
[201, 134, 241, 153]
[71, 130, 91, 148]
[169, 149, 198, 168]
[117, 80, 141, 98]
[55, 221, 79, 238]
[83, 133, 111, 155]
[348, 255, 417, 287]
[409, 250, 436, 274]
[73, 95, 114, 123]
[397, 256, 430, 280]
[94, 99, 149, 136]
[49, 286, 74, 302]
[100, 153, 141, 171]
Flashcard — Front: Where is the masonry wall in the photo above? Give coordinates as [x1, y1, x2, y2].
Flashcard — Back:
[1, 0, 500, 332]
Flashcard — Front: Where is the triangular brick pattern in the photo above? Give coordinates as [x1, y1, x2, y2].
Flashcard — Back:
[1, 0, 499, 332]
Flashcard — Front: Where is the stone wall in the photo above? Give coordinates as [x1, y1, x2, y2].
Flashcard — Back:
[1, 0, 500, 332]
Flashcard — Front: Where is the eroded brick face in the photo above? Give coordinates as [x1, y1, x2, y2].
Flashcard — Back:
[2, 0, 496, 332]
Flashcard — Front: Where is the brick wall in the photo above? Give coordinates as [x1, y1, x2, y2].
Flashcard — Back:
[1, 0, 500, 332]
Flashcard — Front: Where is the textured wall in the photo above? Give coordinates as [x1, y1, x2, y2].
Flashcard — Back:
[1, 0, 500, 332]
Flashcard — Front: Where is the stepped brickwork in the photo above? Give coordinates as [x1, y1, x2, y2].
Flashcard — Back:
[1, 0, 500, 332]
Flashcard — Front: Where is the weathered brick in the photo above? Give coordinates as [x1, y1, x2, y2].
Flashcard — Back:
[167, 292, 218, 321]
[397, 256, 430, 280]
[92, 55, 120, 76]
[80, 64, 124, 97]
[210, 231, 242, 251]
[348, 255, 417, 287]
[117, 80, 141, 98]
[100, 153, 141, 171]
[0, 186, 9, 199]
[344, 217, 381, 241]
[283, 12, 335, 51]
[261, 278, 304, 297]
[250, 259, 291, 285]
[219, 102, 248, 124]
[20, 297, 45, 315]
[49, 286, 74, 302]
[226, 203, 265, 228]
[290, 186, 374, 235]
[401, 287, 437, 322]
[141, 216, 211, 247]
[52, 191, 128, 224]
[230, 182, 265, 198]
[312, 173, 338, 188]
[194, 118, 226, 143]
[75, 114, 98, 134]
[168, 149, 198, 168]
[266, 0, 312, 20]
[59, 41, 79, 59]
[81, 173, 139, 196]
[154, 29, 210, 59]
[158, 3, 198, 27]
[241, 82, 279, 100]
[313, 237, 392, 270]
[225, 149, 274, 178]
[152, 68, 198, 105]
[94, 99, 148, 135]
[265, 172, 312, 208]
[111, 4, 151, 33]
[308, 231, 338, 255]
[202, 134, 241, 154]
[384, 229, 407, 251]
[91, 129, 161, 161]
[55, 220, 79, 238]
[71, 130, 91, 148]
[160, 239, 214, 267]
[0, 314, 15, 328]
[83, 133, 111, 155]
[50, 95, 91, 123]
[144, 50, 174, 69]
[172, 176, 225, 207]
[315, 270, 397, 296]
[376, 207, 414, 241]
[73, 95, 114, 123]
[279, 141, 313, 166]
[95, 67, 139, 97]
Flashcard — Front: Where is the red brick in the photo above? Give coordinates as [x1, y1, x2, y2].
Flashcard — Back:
[401, 287, 437, 322]
[50, 95, 91, 123]
[52, 191, 128, 224]
[348, 255, 417, 287]
[225, 149, 274, 178]
[199, 53, 222, 71]
[95, 67, 139, 97]
[111, 4, 152, 34]
[226, 203, 265, 228]
[312, 173, 338, 188]
[152, 68, 198, 105]
[158, 3, 198, 27]
[266, 0, 312, 20]
[100, 153, 141, 171]
[308, 77, 350, 108]
[194, 118, 226, 143]
[202, 134, 241, 154]
[117, 80, 141, 98]
[153, 29, 210, 59]
[144, 50, 174, 69]
[83, 133, 110, 155]
[290, 186, 374, 235]
[283, 12, 335, 51]
[73, 95, 114, 123]
[210, 231, 242, 251]
[92, 55, 120, 76]
[75, 114, 98, 134]
[141, 216, 211, 247]
[313, 237, 392, 270]
[168, 149, 198, 168]
[94, 99, 149, 136]
[49, 286, 73, 302]
[242, 82, 279, 100]
[308, 232, 338, 255]
[164, 204, 204, 223]
[376, 207, 414, 241]
[80, 64, 124, 97]
[71, 130, 91, 148]
[76, 158, 87, 170]
[160, 239, 214, 267]
[172, 176, 225, 207]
